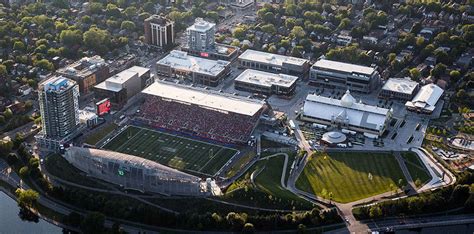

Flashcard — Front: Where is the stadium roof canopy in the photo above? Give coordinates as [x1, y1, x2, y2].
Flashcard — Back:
[235, 69, 298, 88]
[382, 78, 418, 95]
[405, 84, 444, 112]
[238, 49, 309, 67]
[65, 147, 199, 183]
[303, 90, 391, 131]
[142, 82, 265, 116]
[312, 59, 375, 76]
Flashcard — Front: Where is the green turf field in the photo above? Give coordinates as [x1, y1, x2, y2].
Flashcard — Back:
[401, 152, 432, 186]
[296, 152, 406, 203]
[102, 125, 238, 176]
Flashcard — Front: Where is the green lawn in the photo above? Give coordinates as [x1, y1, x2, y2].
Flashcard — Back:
[102, 126, 238, 176]
[401, 152, 432, 186]
[84, 123, 118, 145]
[296, 152, 406, 203]
[223, 153, 313, 210]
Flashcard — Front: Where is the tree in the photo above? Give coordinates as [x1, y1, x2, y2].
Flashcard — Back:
[338, 18, 351, 30]
[15, 189, 39, 207]
[409, 68, 421, 81]
[13, 41, 26, 51]
[290, 26, 306, 39]
[19, 166, 29, 178]
[34, 59, 54, 71]
[60, 29, 82, 47]
[430, 63, 447, 78]
[414, 178, 422, 188]
[83, 27, 111, 54]
[369, 205, 382, 218]
[233, 27, 246, 40]
[81, 212, 106, 233]
[449, 70, 461, 82]
[3, 108, 13, 119]
[106, 4, 121, 17]
[0, 64, 7, 77]
[120, 21, 136, 31]
[263, 12, 275, 23]
[261, 24, 276, 34]
[297, 223, 306, 233]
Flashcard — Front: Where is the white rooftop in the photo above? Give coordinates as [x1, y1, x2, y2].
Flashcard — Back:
[187, 18, 215, 33]
[382, 78, 419, 94]
[405, 84, 444, 112]
[142, 82, 265, 116]
[235, 69, 299, 88]
[157, 50, 229, 77]
[239, 49, 309, 67]
[94, 66, 149, 92]
[313, 59, 375, 75]
[304, 90, 391, 131]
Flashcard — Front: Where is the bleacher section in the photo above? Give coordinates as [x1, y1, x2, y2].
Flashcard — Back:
[135, 82, 266, 144]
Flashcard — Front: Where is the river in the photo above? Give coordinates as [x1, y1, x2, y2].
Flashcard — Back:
[0, 191, 62, 234]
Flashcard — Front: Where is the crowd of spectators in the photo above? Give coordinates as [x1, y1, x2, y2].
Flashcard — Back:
[135, 95, 261, 144]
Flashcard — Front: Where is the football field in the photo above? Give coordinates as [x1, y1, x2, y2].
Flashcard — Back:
[102, 125, 238, 176]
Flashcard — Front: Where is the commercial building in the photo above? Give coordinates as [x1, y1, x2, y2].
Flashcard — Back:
[144, 15, 174, 48]
[94, 66, 152, 106]
[301, 90, 392, 137]
[56, 56, 109, 94]
[36, 76, 80, 151]
[405, 84, 444, 114]
[234, 69, 299, 96]
[379, 78, 419, 101]
[156, 50, 230, 86]
[183, 18, 239, 61]
[309, 59, 381, 93]
[238, 49, 310, 77]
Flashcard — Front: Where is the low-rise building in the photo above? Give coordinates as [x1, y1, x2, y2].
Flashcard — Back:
[379, 78, 419, 101]
[56, 56, 110, 94]
[301, 90, 392, 136]
[405, 84, 444, 114]
[156, 50, 230, 86]
[94, 66, 151, 106]
[238, 49, 310, 78]
[234, 69, 299, 96]
[309, 59, 381, 93]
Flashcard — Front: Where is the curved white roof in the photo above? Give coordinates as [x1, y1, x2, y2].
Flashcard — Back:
[142, 82, 265, 116]
[65, 147, 199, 182]
[321, 131, 347, 144]
[405, 84, 443, 112]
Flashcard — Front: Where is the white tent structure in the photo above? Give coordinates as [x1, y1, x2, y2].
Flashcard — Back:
[302, 90, 392, 136]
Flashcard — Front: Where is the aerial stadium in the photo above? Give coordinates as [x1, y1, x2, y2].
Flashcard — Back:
[135, 81, 267, 144]
[64, 147, 221, 196]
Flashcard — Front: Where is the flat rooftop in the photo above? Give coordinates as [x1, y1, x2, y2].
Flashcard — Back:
[94, 66, 149, 92]
[238, 49, 309, 67]
[382, 78, 418, 94]
[142, 82, 265, 116]
[41, 76, 75, 92]
[56, 56, 106, 78]
[187, 18, 215, 33]
[157, 50, 229, 77]
[312, 59, 375, 75]
[235, 69, 298, 88]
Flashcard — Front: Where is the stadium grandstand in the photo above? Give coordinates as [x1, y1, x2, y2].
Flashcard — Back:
[64, 147, 221, 196]
[135, 82, 267, 144]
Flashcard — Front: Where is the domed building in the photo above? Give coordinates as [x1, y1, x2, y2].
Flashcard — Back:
[301, 90, 392, 137]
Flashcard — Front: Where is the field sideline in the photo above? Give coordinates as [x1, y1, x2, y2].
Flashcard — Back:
[101, 125, 239, 176]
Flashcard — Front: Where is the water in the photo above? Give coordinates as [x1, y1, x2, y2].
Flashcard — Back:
[0, 191, 62, 234]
